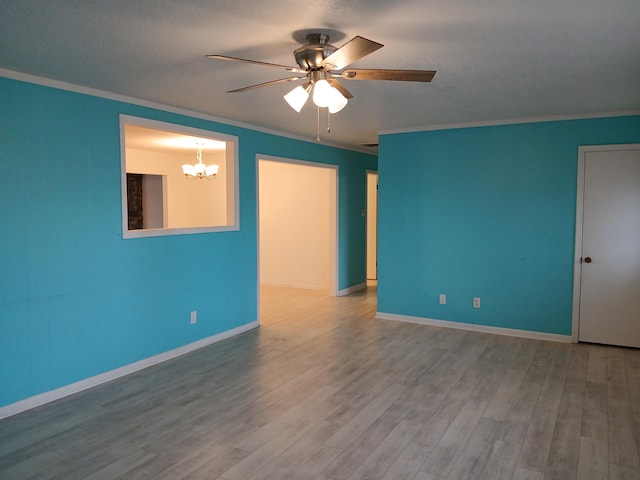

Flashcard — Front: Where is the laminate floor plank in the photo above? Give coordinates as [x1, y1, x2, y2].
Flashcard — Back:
[234, 384, 339, 452]
[477, 439, 521, 480]
[219, 414, 319, 480]
[483, 369, 527, 421]
[512, 467, 545, 480]
[582, 380, 609, 440]
[378, 395, 464, 480]
[587, 344, 609, 383]
[610, 464, 640, 480]
[516, 344, 570, 474]
[346, 419, 422, 480]
[319, 402, 409, 480]
[542, 345, 588, 480]
[444, 417, 503, 480]
[381, 440, 439, 480]
[420, 368, 504, 477]
[325, 383, 406, 449]
[2, 286, 640, 479]
[244, 421, 343, 480]
[577, 437, 609, 480]
[607, 348, 640, 470]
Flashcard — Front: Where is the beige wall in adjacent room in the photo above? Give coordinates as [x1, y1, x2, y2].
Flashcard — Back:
[259, 160, 333, 291]
[127, 148, 228, 228]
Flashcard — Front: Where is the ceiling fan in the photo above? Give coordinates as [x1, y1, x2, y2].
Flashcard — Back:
[206, 32, 436, 115]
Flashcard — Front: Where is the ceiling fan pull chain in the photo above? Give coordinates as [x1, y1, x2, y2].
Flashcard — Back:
[327, 109, 331, 133]
[316, 106, 321, 142]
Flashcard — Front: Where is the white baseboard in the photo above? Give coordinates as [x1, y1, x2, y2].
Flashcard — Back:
[338, 282, 367, 296]
[376, 312, 572, 343]
[0, 321, 259, 420]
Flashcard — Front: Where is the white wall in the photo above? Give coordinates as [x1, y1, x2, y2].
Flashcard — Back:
[127, 148, 228, 228]
[141, 174, 165, 228]
[259, 160, 333, 291]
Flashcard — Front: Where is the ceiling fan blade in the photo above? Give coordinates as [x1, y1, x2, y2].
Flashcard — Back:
[227, 76, 305, 93]
[321, 36, 384, 70]
[326, 77, 353, 99]
[340, 69, 437, 82]
[206, 54, 305, 73]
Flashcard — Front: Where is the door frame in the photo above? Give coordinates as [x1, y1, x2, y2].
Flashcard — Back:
[571, 143, 640, 342]
[256, 154, 339, 324]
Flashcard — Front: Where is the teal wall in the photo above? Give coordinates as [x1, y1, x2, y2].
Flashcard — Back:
[0, 76, 376, 407]
[378, 115, 640, 335]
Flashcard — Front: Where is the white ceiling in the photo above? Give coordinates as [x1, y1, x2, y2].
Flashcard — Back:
[1, 0, 639, 149]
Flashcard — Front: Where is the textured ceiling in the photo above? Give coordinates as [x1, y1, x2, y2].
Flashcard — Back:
[1, 0, 639, 149]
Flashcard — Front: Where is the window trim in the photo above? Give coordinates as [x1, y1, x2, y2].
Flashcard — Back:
[119, 115, 240, 239]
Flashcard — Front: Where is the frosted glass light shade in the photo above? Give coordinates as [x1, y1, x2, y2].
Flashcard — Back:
[312, 79, 333, 108]
[328, 90, 348, 113]
[284, 85, 310, 112]
[182, 145, 218, 179]
[205, 164, 219, 176]
[312, 80, 348, 113]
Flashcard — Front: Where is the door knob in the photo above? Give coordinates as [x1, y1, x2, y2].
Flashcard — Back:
[584, 256, 592, 263]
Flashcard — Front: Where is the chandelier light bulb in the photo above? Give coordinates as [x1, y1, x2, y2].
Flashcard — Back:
[181, 164, 195, 176]
[327, 88, 348, 113]
[205, 164, 219, 176]
[312, 79, 333, 108]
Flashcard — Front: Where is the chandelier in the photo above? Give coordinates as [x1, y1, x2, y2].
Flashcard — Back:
[181, 144, 219, 179]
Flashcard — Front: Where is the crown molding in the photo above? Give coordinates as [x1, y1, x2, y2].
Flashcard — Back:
[379, 110, 640, 136]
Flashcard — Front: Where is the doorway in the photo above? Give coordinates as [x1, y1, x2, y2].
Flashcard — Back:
[257, 156, 338, 300]
[573, 144, 640, 347]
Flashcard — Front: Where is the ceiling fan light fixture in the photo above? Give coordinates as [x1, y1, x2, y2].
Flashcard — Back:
[312, 78, 348, 112]
[208, 33, 436, 129]
[327, 89, 348, 113]
[312, 79, 334, 108]
[284, 84, 311, 112]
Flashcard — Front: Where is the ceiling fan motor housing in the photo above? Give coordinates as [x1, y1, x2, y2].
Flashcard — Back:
[294, 33, 336, 70]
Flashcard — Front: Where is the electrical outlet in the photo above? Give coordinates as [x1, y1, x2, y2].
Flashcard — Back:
[439, 294, 446, 305]
[473, 297, 480, 308]
[190, 311, 197, 324]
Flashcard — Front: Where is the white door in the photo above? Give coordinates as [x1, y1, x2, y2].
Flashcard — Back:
[577, 146, 640, 347]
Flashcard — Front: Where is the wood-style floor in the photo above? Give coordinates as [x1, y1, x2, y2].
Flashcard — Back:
[2, 286, 640, 479]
